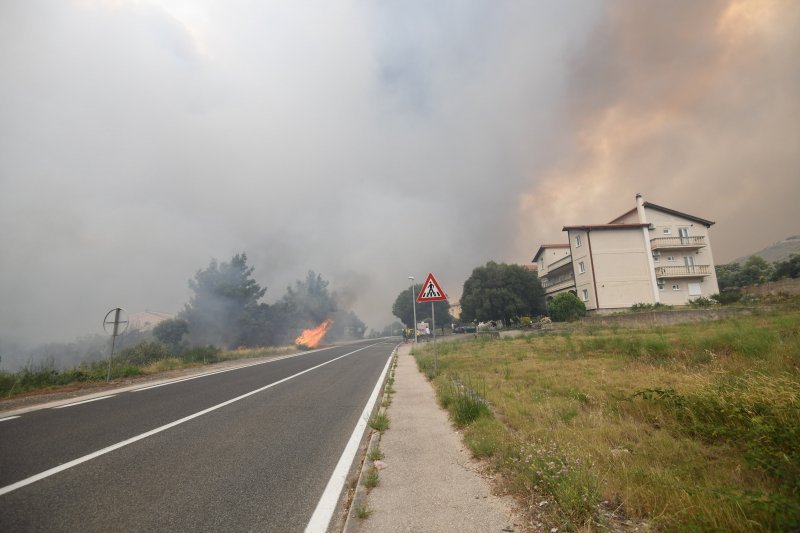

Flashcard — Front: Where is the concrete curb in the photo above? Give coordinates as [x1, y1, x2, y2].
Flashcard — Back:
[341, 350, 398, 532]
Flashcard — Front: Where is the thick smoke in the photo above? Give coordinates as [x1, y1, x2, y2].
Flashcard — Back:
[1, 1, 797, 360]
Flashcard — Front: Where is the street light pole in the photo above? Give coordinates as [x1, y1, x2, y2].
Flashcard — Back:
[408, 276, 418, 344]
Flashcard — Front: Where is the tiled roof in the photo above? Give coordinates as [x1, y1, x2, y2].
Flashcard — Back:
[532, 243, 570, 262]
[609, 202, 715, 227]
[562, 223, 651, 231]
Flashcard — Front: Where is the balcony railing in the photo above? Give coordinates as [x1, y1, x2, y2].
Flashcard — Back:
[650, 236, 706, 250]
[541, 274, 576, 290]
[654, 265, 712, 278]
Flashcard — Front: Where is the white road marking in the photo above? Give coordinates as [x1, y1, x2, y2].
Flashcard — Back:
[0, 416, 20, 422]
[52, 395, 116, 409]
[0, 342, 383, 497]
[305, 347, 396, 533]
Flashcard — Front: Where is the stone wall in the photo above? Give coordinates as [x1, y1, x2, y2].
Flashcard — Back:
[582, 307, 755, 328]
[740, 277, 800, 296]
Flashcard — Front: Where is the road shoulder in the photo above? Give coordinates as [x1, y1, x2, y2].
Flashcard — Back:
[354, 343, 520, 532]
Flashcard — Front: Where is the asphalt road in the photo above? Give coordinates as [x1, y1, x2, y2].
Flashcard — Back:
[0, 339, 396, 532]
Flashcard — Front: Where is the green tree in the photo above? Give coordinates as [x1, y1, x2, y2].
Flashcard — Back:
[391, 286, 452, 327]
[152, 318, 189, 353]
[460, 262, 545, 323]
[180, 253, 268, 348]
[771, 254, 800, 280]
[548, 292, 586, 322]
[740, 256, 773, 286]
[716, 263, 742, 291]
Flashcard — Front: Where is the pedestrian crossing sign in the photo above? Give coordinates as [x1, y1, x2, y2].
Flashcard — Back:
[416, 273, 447, 302]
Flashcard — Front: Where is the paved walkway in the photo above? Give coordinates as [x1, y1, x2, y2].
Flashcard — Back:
[356, 343, 519, 532]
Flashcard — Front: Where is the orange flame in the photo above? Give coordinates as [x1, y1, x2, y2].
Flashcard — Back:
[295, 319, 332, 348]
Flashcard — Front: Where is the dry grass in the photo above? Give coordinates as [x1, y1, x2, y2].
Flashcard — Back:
[414, 307, 800, 531]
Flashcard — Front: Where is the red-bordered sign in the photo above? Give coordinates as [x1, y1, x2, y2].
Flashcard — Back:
[416, 273, 447, 302]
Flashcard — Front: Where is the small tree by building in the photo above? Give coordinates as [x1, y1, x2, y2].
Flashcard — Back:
[548, 292, 586, 322]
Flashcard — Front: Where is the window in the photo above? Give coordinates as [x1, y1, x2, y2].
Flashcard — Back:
[581, 289, 589, 302]
[575, 234, 582, 247]
[667, 255, 676, 262]
[663, 228, 671, 235]
[652, 251, 661, 262]
[658, 281, 665, 291]
[578, 261, 586, 274]
[672, 284, 681, 291]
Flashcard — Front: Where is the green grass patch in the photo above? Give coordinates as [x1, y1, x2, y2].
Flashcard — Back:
[413, 307, 800, 530]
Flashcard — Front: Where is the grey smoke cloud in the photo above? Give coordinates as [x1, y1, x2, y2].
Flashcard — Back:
[1, 1, 797, 348]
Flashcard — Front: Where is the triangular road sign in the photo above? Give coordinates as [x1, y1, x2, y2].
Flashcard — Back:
[417, 273, 447, 302]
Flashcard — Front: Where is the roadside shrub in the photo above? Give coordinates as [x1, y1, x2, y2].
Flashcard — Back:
[117, 341, 171, 366]
[180, 345, 222, 364]
[548, 293, 586, 322]
[688, 296, 716, 307]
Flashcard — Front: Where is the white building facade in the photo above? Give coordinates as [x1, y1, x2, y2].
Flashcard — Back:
[534, 195, 720, 312]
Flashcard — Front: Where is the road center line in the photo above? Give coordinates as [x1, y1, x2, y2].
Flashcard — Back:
[0, 342, 383, 497]
[305, 345, 396, 533]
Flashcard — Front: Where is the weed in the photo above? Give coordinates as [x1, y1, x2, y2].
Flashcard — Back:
[363, 466, 379, 490]
[369, 413, 390, 433]
[367, 446, 385, 461]
[354, 504, 372, 519]
[464, 416, 505, 458]
[438, 376, 491, 427]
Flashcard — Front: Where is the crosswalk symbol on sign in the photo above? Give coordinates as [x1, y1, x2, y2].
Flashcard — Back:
[416, 273, 447, 302]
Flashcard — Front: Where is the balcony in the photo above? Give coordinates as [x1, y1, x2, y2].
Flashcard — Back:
[547, 254, 573, 272]
[650, 236, 706, 251]
[541, 273, 576, 291]
[654, 265, 712, 278]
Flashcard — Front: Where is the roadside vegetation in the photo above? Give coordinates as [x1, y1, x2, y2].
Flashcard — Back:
[413, 300, 800, 531]
[0, 343, 298, 398]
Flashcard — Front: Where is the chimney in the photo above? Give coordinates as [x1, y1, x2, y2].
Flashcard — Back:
[635, 193, 647, 223]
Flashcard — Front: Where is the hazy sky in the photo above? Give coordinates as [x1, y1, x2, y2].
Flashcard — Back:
[1, 0, 798, 344]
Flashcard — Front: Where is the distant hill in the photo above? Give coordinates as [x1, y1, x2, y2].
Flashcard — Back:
[734, 235, 800, 264]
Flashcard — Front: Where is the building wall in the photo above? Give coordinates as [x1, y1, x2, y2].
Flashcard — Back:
[611, 207, 721, 299]
[585, 229, 655, 309]
[567, 230, 593, 307]
[538, 246, 571, 276]
[646, 209, 721, 299]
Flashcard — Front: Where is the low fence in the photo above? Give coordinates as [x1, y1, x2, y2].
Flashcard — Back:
[582, 307, 756, 328]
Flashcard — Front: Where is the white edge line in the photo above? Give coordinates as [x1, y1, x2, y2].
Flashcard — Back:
[304, 347, 395, 533]
[132, 352, 308, 391]
[0, 342, 383, 497]
[0, 416, 21, 422]
[52, 395, 116, 409]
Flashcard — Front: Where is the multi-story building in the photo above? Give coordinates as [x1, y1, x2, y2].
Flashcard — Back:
[533, 194, 720, 312]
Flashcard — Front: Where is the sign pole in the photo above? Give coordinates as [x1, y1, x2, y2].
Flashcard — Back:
[431, 302, 437, 373]
[103, 307, 129, 382]
[106, 308, 120, 382]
